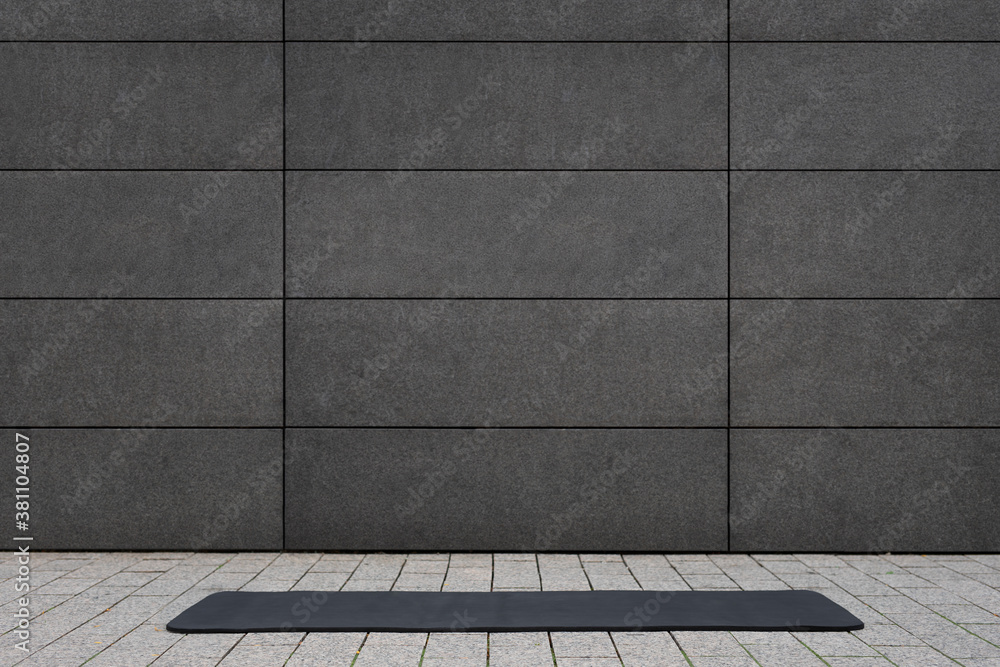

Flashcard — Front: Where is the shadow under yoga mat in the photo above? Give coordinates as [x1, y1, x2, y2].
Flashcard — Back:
[166, 590, 863, 633]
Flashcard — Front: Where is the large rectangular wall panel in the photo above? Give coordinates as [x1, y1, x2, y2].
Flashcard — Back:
[286, 300, 727, 427]
[731, 429, 1000, 552]
[731, 171, 1000, 298]
[0, 0, 282, 40]
[286, 0, 727, 41]
[731, 1, 1000, 41]
[0, 44, 283, 169]
[731, 44, 1000, 169]
[1, 172, 283, 298]
[286, 43, 727, 169]
[0, 301, 283, 427]
[285, 428, 727, 552]
[0, 429, 283, 550]
[286, 171, 727, 298]
[731, 300, 1000, 427]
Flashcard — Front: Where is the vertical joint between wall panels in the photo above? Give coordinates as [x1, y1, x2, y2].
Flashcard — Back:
[726, 0, 732, 553]
[281, 0, 287, 552]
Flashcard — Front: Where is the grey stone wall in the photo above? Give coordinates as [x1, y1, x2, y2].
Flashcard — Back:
[1, 1, 997, 552]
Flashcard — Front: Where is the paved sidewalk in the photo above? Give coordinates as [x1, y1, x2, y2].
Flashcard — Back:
[1, 552, 999, 666]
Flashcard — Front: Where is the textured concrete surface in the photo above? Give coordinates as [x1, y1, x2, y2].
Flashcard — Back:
[0, 429, 283, 550]
[3, 0, 999, 556]
[0, 301, 282, 427]
[0, 172, 283, 298]
[731, 172, 1000, 298]
[286, 43, 727, 169]
[286, 300, 727, 426]
[731, 429, 1000, 552]
[731, 44, 1000, 169]
[0, 0, 282, 40]
[284, 429, 727, 551]
[731, 0, 1000, 41]
[731, 300, 1000, 427]
[0, 44, 282, 169]
[286, 171, 727, 298]
[3, 552, 1000, 666]
[286, 0, 727, 40]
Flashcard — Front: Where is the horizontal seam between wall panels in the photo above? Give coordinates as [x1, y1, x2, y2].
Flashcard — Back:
[3, 297, 998, 301]
[9, 426, 999, 430]
[7, 168, 1000, 173]
[5, 39, 1000, 44]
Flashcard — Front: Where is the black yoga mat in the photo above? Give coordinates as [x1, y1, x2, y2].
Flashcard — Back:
[167, 590, 863, 633]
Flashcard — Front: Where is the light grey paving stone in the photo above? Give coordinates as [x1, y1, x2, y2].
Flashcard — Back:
[746, 642, 827, 666]
[424, 633, 487, 659]
[287, 0, 726, 39]
[240, 631, 307, 646]
[82, 623, 180, 666]
[899, 588, 971, 605]
[794, 632, 880, 657]
[286, 171, 726, 299]
[673, 632, 747, 657]
[0, 0, 281, 39]
[930, 605, 1000, 624]
[287, 300, 727, 427]
[393, 573, 445, 590]
[778, 574, 837, 589]
[256, 566, 311, 581]
[732, 301, 1000, 427]
[125, 560, 182, 573]
[966, 625, 1000, 645]
[873, 574, 935, 588]
[309, 560, 361, 574]
[0, 171, 282, 298]
[402, 560, 449, 574]
[674, 562, 724, 575]
[614, 632, 688, 666]
[555, 660, 623, 666]
[686, 656, 757, 667]
[218, 645, 299, 665]
[342, 578, 396, 592]
[731, 43, 1000, 169]
[291, 573, 351, 591]
[551, 632, 618, 657]
[353, 643, 427, 666]
[1, 301, 282, 427]
[731, 0, 1000, 40]
[450, 555, 492, 569]
[943, 582, 1000, 613]
[541, 571, 591, 592]
[730, 429, 1000, 552]
[947, 562, 997, 575]
[859, 596, 932, 615]
[158, 633, 246, 659]
[287, 43, 726, 169]
[0, 43, 282, 169]
[493, 561, 541, 590]
[0, 429, 282, 550]
[242, 579, 295, 592]
[959, 660, 1000, 667]
[285, 429, 726, 551]
[878, 645, 966, 666]
[852, 624, 926, 646]
[488, 632, 554, 667]
[824, 659, 896, 667]
[286, 632, 366, 666]
[683, 575, 739, 589]
[970, 557, 1000, 569]
[34, 578, 101, 595]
